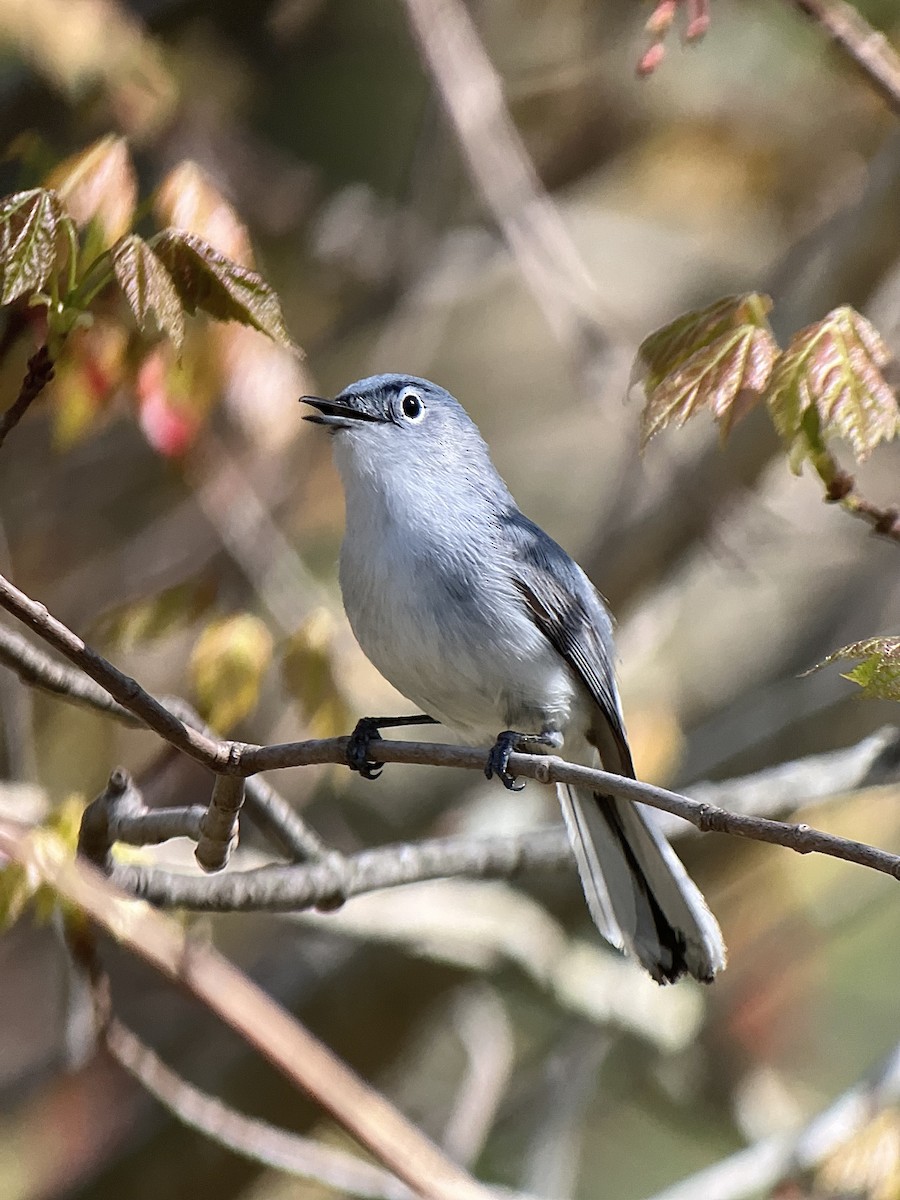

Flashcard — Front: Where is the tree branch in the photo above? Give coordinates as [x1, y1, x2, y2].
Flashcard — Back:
[0, 819, 503, 1200]
[107, 792, 900, 913]
[0, 571, 227, 769]
[0, 344, 55, 451]
[2, 579, 900, 886]
[788, 0, 900, 118]
[825, 467, 900, 544]
[0, 622, 325, 864]
[401, 0, 612, 359]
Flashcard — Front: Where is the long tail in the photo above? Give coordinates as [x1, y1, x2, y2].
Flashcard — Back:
[557, 781, 726, 984]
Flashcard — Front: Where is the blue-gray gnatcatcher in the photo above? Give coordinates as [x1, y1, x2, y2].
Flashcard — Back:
[303, 374, 725, 983]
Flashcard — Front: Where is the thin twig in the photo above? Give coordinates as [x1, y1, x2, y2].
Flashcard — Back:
[2, 582, 900, 884]
[826, 468, 900, 544]
[0, 820, 502, 1200]
[0, 572, 227, 769]
[0, 622, 324, 863]
[789, 0, 900, 118]
[195, 775, 245, 872]
[0, 344, 55, 450]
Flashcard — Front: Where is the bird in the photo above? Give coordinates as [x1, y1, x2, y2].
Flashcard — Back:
[303, 373, 725, 984]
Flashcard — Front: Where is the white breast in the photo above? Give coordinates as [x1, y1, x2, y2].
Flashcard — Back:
[337, 474, 584, 744]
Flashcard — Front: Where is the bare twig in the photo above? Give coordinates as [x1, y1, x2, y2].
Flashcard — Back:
[78, 768, 205, 872]
[195, 775, 245, 872]
[0, 572, 227, 769]
[111, 829, 571, 911]
[789, 0, 900, 118]
[0, 344, 55, 450]
[104, 1019, 417, 1200]
[0, 819, 502, 1200]
[825, 467, 900, 544]
[107, 791, 900, 912]
[0, 623, 324, 863]
[2, 580, 900, 884]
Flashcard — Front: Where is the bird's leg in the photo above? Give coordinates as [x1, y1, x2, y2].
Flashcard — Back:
[346, 714, 439, 779]
[486, 729, 564, 791]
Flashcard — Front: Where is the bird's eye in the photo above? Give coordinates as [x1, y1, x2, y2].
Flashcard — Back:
[400, 390, 425, 422]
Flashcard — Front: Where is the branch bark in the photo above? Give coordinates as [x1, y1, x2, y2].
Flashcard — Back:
[2, 580, 900, 888]
[789, 0, 900, 117]
[0, 344, 54, 450]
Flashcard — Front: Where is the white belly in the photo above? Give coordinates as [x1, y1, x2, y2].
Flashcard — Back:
[340, 532, 587, 744]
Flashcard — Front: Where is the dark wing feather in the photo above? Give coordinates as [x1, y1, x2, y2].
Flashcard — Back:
[500, 509, 635, 778]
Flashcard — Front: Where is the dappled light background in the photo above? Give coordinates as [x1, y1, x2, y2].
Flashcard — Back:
[2, 0, 900, 1198]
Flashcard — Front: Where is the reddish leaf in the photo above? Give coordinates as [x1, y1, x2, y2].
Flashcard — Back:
[767, 307, 899, 462]
[640, 325, 778, 447]
[153, 161, 253, 266]
[47, 136, 137, 248]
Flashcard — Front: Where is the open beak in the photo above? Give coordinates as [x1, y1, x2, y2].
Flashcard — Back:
[301, 395, 381, 429]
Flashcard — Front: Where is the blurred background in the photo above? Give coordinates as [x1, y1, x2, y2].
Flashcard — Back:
[2, 0, 900, 1197]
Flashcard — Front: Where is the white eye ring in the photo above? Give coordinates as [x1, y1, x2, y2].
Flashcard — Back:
[399, 389, 426, 422]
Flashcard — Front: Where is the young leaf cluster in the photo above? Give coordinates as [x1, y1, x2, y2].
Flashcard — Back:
[637, 295, 900, 474]
[0, 136, 297, 360]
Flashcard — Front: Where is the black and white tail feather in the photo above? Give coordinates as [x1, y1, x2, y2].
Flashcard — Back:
[558, 772, 726, 984]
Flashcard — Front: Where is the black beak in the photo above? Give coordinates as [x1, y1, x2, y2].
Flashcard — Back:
[301, 395, 381, 429]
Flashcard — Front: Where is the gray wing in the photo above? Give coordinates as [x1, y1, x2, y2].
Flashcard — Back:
[500, 509, 634, 778]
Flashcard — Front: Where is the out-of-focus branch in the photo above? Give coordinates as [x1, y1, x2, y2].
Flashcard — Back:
[111, 829, 570, 911]
[442, 988, 515, 1166]
[644, 1038, 900, 1200]
[659, 724, 900, 837]
[0, 344, 55, 450]
[0, 819, 503, 1200]
[2, 584, 900, 882]
[401, 0, 614, 358]
[107, 790, 900, 912]
[789, 0, 900, 118]
[104, 1019, 417, 1200]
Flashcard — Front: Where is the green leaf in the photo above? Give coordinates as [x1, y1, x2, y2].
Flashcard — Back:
[190, 614, 274, 733]
[152, 230, 298, 352]
[0, 188, 65, 304]
[804, 636, 900, 701]
[767, 307, 899, 463]
[636, 293, 778, 446]
[113, 234, 185, 351]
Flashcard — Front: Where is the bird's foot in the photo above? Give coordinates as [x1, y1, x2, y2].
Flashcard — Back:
[346, 717, 386, 779]
[486, 729, 564, 791]
[345, 713, 439, 780]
